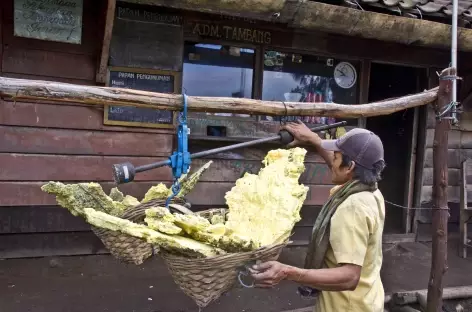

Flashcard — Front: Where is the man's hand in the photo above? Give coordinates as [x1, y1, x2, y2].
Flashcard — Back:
[249, 261, 290, 288]
[282, 120, 321, 147]
[282, 120, 333, 168]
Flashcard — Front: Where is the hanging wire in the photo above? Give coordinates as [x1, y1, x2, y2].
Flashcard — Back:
[384, 200, 450, 211]
[435, 74, 462, 122]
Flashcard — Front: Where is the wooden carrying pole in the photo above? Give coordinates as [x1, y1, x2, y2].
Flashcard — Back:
[426, 68, 454, 312]
[0, 77, 439, 118]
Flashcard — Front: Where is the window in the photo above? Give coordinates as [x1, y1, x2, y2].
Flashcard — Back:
[182, 42, 255, 118]
[261, 50, 359, 130]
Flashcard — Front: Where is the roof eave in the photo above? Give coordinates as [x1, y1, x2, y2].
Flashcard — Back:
[121, 0, 472, 52]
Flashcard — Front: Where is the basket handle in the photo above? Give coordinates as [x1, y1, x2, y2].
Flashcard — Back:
[237, 269, 255, 288]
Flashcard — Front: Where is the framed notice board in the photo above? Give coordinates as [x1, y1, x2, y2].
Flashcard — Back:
[104, 67, 181, 129]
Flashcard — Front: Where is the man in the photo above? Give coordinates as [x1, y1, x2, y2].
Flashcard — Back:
[250, 121, 386, 312]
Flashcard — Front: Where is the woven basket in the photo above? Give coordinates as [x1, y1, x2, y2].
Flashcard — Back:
[160, 208, 289, 308]
[92, 197, 187, 265]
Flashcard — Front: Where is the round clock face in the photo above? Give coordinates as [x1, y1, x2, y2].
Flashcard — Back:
[334, 62, 357, 89]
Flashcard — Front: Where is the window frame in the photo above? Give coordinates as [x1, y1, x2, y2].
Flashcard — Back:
[182, 38, 262, 122]
[257, 45, 362, 124]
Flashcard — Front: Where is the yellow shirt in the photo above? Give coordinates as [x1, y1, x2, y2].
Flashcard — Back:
[314, 185, 385, 312]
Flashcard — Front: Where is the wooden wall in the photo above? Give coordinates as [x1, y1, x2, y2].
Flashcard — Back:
[1, 0, 471, 258]
[0, 0, 172, 257]
[417, 72, 472, 230]
[0, 0, 332, 258]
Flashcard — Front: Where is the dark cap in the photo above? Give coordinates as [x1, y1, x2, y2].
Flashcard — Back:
[321, 128, 384, 170]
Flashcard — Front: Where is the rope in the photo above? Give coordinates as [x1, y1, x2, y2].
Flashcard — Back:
[435, 73, 462, 122]
[439, 75, 462, 81]
[436, 101, 458, 119]
[279, 101, 288, 125]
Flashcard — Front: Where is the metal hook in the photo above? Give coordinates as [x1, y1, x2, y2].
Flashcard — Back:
[237, 269, 255, 288]
[165, 179, 181, 208]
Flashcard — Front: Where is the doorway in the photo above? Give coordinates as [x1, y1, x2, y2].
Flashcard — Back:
[366, 63, 427, 234]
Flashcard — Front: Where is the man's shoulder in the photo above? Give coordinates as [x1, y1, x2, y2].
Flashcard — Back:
[336, 188, 384, 218]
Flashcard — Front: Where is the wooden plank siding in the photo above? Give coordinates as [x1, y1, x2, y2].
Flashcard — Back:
[418, 72, 472, 227]
[0, 101, 333, 258]
[1, 0, 104, 83]
[0, 0, 333, 258]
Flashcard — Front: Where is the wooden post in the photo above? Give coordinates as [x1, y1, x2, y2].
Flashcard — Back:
[426, 67, 454, 312]
[96, 0, 116, 84]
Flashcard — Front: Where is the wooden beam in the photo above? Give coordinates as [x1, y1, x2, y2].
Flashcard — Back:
[96, 0, 116, 84]
[0, 77, 438, 118]
[122, 0, 472, 52]
[426, 67, 453, 312]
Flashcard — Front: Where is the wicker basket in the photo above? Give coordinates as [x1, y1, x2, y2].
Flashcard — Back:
[161, 241, 287, 308]
[91, 197, 187, 265]
[94, 204, 288, 308]
[160, 208, 289, 308]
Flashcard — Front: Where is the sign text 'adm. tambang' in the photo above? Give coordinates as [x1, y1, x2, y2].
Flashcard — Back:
[192, 23, 271, 45]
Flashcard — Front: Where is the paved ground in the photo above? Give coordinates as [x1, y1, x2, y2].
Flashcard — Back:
[1, 237, 472, 312]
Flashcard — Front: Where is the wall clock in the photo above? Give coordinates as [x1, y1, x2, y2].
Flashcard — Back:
[334, 62, 357, 89]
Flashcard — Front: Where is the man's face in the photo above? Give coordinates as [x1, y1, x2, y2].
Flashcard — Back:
[330, 152, 355, 185]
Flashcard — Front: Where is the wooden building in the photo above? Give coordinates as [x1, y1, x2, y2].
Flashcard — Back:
[1, 0, 472, 258]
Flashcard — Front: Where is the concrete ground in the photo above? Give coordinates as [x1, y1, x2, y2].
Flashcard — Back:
[1, 237, 472, 312]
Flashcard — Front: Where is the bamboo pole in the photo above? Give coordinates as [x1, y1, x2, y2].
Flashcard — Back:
[426, 67, 454, 312]
[0, 77, 439, 118]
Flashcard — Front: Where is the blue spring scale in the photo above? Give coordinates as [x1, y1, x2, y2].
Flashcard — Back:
[165, 94, 191, 207]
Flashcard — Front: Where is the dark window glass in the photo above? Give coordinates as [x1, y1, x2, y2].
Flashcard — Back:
[261, 51, 359, 134]
[183, 43, 255, 118]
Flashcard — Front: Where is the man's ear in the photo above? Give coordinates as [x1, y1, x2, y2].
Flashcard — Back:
[347, 161, 356, 173]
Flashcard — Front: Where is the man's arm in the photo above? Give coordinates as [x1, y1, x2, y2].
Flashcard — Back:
[307, 134, 334, 169]
[282, 121, 334, 168]
[249, 262, 361, 291]
[286, 263, 361, 291]
[251, 197, 372, 291]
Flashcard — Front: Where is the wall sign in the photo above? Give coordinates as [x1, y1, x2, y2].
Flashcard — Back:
[191, 22, 272, 45]
[104, 67, 180, 129]
[185, 16, 292, 47]
[116, 3, 182, 26]
[14, 0, 83, 44]
[110, 2, 183, 71]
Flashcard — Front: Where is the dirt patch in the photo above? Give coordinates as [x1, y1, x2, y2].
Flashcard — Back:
[1, 238, 472, 312]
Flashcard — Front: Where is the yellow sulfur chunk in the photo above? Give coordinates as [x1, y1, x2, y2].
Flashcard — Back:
[109, 187, 124, 202]
[145, 217, 182, 235]
[177, 160, 213, 197]
[122, 195, 140, 207]
[205, 223, 226, 235]
[225, 147, 309, 249]
[41, 182, 128, 217]
[210, 214, 226, 225]
[173, 213, 211, 235]
[141, 183, 170, 203]
[82, 208, 224, 258]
